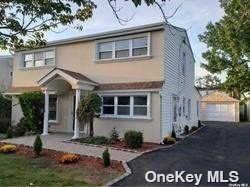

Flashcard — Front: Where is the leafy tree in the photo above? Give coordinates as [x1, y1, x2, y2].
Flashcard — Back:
[18, 92, 44, 132]
[0, 0, 169, 50]
[76, 92, 102, 137]
[199, 0, 250, 100]
[195, 75, 221, 89]
[0, 94, 11, 119]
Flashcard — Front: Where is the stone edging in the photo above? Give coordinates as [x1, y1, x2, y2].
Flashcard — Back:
[103, 161, 132, 187]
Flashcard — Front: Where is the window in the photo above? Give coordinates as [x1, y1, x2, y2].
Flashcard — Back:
[101, 95, 149, 118]
[98, 42, 113, 60]
[196, 101, 200, 118]
[134, 96, 147, 116]
[102, 96, 115, 114]
[188, 99, 191, 120]
[182, 97, 186, 115]
[22, 50, 55, 68]
[115, 40, 129, 58]
[132, 37, 147, 56]
[117, 96, 130, 115]
[9, 71, 13, 77]
[96, 35, 149, 60]
[182, 52, 186, 75]
[49, 95, 57, 121]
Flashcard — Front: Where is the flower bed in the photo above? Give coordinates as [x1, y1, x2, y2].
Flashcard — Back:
[0, 142, 124, 171]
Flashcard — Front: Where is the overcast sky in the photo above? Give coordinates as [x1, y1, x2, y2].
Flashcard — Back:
[0, 0, 224, 78]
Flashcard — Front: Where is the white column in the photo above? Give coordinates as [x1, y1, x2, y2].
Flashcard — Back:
[42, 90, 49, 135]
[72, 89, 81, 139]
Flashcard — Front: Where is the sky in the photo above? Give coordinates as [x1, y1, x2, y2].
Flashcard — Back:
[0, 0, 225, 78]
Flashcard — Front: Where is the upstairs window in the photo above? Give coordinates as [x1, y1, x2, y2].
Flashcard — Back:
[132, 37, 147, 56]
[22, 50, 55, 68]
[98, 42, 113, 60]
[115, 40, 129, 58]
[182, 52, 186, 75]
[96, 35, 150, 61]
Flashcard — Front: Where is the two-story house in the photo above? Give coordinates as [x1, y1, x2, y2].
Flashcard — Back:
[5, 22, 201, 143]
[0, 55, 13, 92]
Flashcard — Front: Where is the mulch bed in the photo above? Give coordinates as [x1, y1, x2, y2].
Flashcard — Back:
[108, 140, 163, 152]
[0, 142, 124, 172]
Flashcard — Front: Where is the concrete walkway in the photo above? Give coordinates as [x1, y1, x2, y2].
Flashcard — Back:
[0, 134, 140, 162]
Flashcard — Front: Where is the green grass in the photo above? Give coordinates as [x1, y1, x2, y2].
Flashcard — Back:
[0, 154, 122, 186]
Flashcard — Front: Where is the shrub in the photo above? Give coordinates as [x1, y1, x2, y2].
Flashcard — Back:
[191, 126, 198, 131]
[60, 154, 80, 164]
[124, 130, 143, 149]
[12, 125, 26, 137]
[184, 125, 189, 134]
[0, 94, 11, 119]
[171, 129, 176, 139]
[6, 127, 13, 138]
[109, 127, 119, 144]
[19, 92, 44, 133]
[102, 148, 110, 167]
[198, 120, 202, 128]
[163, 136, 176, 145]
[0, 118, 11, 133]
[0, 144, 16, 153]
[79, 136, 109, 145]
[33, 135, 43, 156]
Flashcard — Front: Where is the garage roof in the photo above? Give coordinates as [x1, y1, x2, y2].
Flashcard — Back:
[201, 91, 239, 102]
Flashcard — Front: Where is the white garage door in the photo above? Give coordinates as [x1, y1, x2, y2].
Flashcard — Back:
[206, 103, 235, 122]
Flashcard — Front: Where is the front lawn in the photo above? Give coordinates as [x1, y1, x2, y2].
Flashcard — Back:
[0, 153, 122, 186]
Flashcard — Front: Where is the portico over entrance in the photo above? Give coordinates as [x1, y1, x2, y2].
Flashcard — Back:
[37, 68, 98, 139]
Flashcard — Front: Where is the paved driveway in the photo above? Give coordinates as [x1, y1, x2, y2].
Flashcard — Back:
[115, 122, 250, 186]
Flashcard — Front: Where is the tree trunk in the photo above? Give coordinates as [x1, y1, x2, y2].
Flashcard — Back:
[89, 118, 94, 137]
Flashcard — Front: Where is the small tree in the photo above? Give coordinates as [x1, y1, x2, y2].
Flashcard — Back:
[102, 148, 110, 167]
[6, 127, 13, 139]
[77, 92, 102, 137]
[33, 135, 43, 156]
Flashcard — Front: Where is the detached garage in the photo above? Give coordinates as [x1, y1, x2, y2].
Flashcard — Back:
[201, 91, 239, 122]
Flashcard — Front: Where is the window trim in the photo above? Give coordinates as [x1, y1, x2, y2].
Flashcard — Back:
[95, 33, 151, 62]
[100, 93, 151, 119]
[20, 47, 56, 69]
[187, 98, 191, 120]
[48, 94, 58, 123]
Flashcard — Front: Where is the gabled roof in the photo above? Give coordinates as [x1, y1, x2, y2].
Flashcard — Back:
[96, 81, 164, 91]
[201, 91, 239, 102]
[38, 68, 98, 86]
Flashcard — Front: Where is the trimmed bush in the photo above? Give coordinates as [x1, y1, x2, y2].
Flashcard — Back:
[109, 127, 119, 144]
[124, 130, 143, 149]
[198, 120, 202, 128]
[171, 130, 176, 139]
[60, 154, 80, 164]
[79, 136, 109, 145]
[33, 135, 42, 156]
[0, 144, 16, 153]
[0, 94, 11, 119]
[184, 125, 189, 134]
[191, 126, 198, 131]
[0, 118, 11, 133]
[163, 136, 176, 145]
[102, 148, 110, 167]
[6, 127, 13, 138]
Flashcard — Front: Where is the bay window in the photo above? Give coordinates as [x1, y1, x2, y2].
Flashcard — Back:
[101, 94, 150, 118]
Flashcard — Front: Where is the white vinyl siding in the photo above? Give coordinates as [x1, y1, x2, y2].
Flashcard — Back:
[101, 94, 150, 118]
[22, 50, 55, 68]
